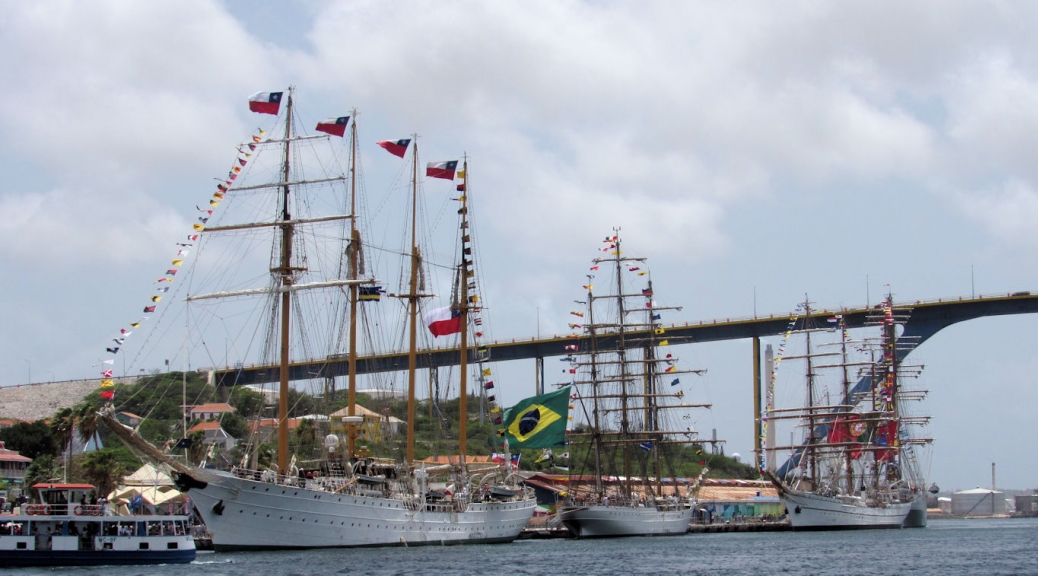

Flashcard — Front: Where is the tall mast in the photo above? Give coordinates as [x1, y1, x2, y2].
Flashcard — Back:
[613, 231, 632, 498]
[457, 156, 470, 462]
[803, 296, 816, 488]
[276, 88, 295, 475]
[587, 282, 603, 498]
[346, 108, 360, 458]
[405, 137, 420, 466]
[837, 315, 855, 494]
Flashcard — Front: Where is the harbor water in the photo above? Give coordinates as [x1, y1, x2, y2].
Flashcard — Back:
[13, 517, 1037, 575]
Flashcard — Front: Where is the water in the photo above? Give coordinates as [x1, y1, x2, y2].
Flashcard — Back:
[14, 518, 1038, 575]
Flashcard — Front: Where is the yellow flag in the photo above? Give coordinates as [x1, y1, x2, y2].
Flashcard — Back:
[457, 170, 465, 178]
[150, 295, 162, 303]
[193, 223, 204, 231]
[172, 259, 184, 266]
[659, 340, 669, 346]
[100, 379, 114, 389]
[482, 368, 492, 377]
[654, 327, 665, 335]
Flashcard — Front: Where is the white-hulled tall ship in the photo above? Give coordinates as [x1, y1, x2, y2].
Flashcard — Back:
[556, 230, 713, 538]
[102, 89, 534, 549]
[765, 294, 929, 530]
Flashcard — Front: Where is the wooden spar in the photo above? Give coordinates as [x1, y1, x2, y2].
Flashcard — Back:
[277, 88, 295, 475]
[457, 156, 469, 462]
[347, 108, 359, 458]
[405, 136, 419, 467]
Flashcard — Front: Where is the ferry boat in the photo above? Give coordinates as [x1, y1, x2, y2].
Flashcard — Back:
[0, 482, 195, 567]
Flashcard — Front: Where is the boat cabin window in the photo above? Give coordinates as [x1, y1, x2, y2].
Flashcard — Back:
[103, 521, 120, 536]
[117, 522, 136, 536]
[1, 521, 26, 535]
[147, 521, 162, 536]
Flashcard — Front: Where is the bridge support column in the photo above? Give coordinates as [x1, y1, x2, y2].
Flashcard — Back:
[752, 336, 761, 470]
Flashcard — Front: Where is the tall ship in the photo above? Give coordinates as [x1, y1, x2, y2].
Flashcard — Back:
[764, 295, 928, 530]
[103, 89, 535, 549]
[556, 231, 712, 538]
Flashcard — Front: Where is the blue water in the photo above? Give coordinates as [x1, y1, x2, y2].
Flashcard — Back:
[14, 518, 1038, 575]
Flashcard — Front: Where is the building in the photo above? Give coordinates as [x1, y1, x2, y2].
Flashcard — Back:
[187, 403, 236, 421]
[0, 441, 31, 486]
[329, 404, 404, 443]
[115, 412, 143, 428]
[951, 488, 1007, 516]
[187, 421, 236, 451]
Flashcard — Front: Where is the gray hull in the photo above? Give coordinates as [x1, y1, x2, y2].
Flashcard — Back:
[558, 505, 693, 538]
[902, 493, 928, 528]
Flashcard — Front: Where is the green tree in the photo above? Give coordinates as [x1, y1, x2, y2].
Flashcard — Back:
[79, 449, 127, 497]
[75, 402, 102, 450]
[0, 421, 58, 459]
[220, 413, 249, 440]
[24, 455, 60, 494]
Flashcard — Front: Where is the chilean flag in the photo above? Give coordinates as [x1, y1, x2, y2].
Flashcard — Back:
[316, 116, 350, 137]
[377, 139, 411, 157]
[248, 92, 283, 115]
[426, 160, 458, 180]
[425, 306, 461, 337]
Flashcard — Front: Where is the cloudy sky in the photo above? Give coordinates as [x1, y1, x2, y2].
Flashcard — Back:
[2, 1, 1037, 491]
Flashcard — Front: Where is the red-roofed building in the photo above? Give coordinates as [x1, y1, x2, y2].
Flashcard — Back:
[0, 441, 32, 485]
[187, 403, 236, 421]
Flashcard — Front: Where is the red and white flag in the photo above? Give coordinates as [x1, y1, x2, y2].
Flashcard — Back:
[315, 116, 350, 137]
[248, 91, 283, 115]
[424, 306, 461, 337]
[426, 160, 458, 180]
[377, 139, 411, 158]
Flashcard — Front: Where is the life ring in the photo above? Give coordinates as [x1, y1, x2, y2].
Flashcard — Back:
[25, 505, 36, 515]
[41, 505, 51, 515]
[74, 505, 83, 515]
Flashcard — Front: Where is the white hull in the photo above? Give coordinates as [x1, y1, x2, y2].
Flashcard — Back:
[187, 471, 536, 550]
[558, 505, 693, 538]
[780, 490, 911, 530]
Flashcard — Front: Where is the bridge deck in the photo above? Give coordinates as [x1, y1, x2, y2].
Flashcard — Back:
[210, 291, 1038, 387]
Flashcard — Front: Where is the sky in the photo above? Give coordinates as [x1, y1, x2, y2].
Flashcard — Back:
[2, 0, 1037, 491]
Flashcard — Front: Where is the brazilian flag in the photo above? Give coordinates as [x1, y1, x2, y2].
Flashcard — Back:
[500, 387, 570, 448]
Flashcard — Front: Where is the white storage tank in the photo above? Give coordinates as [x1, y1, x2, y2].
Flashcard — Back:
[951, 488, 1005, 516]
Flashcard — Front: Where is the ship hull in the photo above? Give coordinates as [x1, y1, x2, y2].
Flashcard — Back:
[187, 471, 536, 550]
[557, 505, 693, 538]
[780, 491, 911, 530]
[902, 492, 928, 528]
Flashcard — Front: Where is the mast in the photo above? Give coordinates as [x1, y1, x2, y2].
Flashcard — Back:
[587, 282, 603, 498]
[346, 108, 359, 458]
[612, 231, 632, 499]
[276, 88, 295, 475]
[803, 296, 816, 488]
[405, 136, 420, 466]
[457, 156, 470, 463]
[839, 315, 854, 494]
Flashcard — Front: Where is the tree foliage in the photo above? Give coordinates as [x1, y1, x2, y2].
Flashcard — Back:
[0, 421, 58, 459]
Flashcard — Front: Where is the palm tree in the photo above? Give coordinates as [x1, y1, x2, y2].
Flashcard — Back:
[24, 455, 59, 498]
[49, 408, 75, 481]
[75, 403, 101, 451]
[80, 450, 125, 498]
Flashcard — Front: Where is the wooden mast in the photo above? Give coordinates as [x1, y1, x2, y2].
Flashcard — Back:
[457, 156, 470, 462]
[405, 137, 420, 466]
[276, 88, 295, 475]
[803, 296, 816, 488]
[346, 108, 360, 458]
[613, 231, 633, 499]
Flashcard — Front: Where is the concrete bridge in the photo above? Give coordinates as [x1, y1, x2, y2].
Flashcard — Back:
[209, 290, 1038, 388]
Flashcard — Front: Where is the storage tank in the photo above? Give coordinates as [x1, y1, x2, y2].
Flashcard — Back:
[951, 488, 1006, 516]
